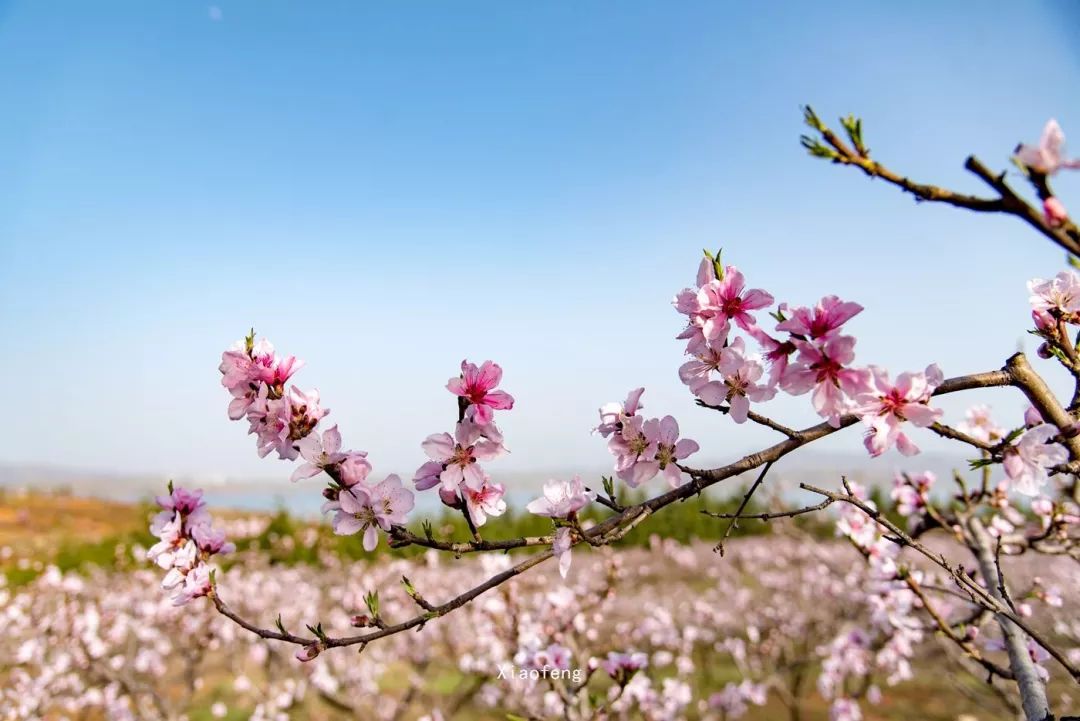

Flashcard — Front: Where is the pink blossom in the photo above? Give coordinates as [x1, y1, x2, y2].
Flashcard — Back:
[154, 486, 206, 519]
[219, 336, 303, 419]
[675, 266, 773, 353]
[170, 562, 213, 606]
[601, 651, 648, 682]
[1024, 405, 1044, 427]
[1003, 423, 1068, 495]
[463, 479, 507, 526]
[1028, 270, 1080, 318]
[331, 475, 414, 551]
[1015, 119, 1080, 175]
[519, 643, 573, 671]
[446, 360, 514, 425]
[693, 337, 777, 423]
[247, 386, 328, 460]
[776, 295, 863, 340]
[421, 420, 505, 492]
[290, 425, 346, 482]
[854, 364, 943, 457]
[829, 698, 862, 721]
[595, 387, 645, 437]
[746, 325, 797, 387]
[526, 476, 596, 518]
[552, 526, 574, 579]
[890, 471, 934, 517]
[191, 522, 236, 556]
[678, 345, 724, 393]
[696, 266, 774, 335]
[147, 514, 188, 569]
[1044, 196, 1069, 226]
[337, 451, 373, 488]
[956, 404, 1004, 444]
[781, 335, 870, 427]
[612, 416, 699, 488]
[412, 460, 444, 491]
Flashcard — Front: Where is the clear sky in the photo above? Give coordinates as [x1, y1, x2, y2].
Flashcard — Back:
[2, 1, 1079, 488]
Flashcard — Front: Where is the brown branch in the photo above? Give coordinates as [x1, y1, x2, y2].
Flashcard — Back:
[713, 461, 774, 555]
[211, 365, 1017, 655]
[702, 497, 835, 521]
[803, 107, 1080, 257]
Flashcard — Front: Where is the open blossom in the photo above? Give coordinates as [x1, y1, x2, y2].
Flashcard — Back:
[331, 475, 414, 551]
[290, 425, 346, 482]
[601, 651, 648, 683]
[611, 415, 699, 488]
[1003, 423, 1068, 495]
[247, 385, 328, 460]
[219, 336, 303, 419]
[151, 487, 208, 535]
[526, 476, 596, 518]
[693, 337, 777, 423]
[698, 267, 774, 333]
[446, 360, 514, 425]
[747, 325, 797, 387]
[956, 404, 1004, 444]
[1015, 118, 1080, 175]
[781, 335, 870, 427]
[854, 364, 943, 457]
[421, 420, 505, 492]
[682, 266, 774, 346]
[1028, 270, 1080, 319]
[463, 479, 507, 526]
[191, 522, 236, 556]
[678, 344, 724, 393]
[171, 562, 213, 606]
[595, 387, 645, 437]
[675, 265, 773, 353]
[776, 295, 863, 340]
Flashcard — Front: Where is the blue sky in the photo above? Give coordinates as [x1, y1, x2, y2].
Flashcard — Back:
[2, 1, 1079, 488]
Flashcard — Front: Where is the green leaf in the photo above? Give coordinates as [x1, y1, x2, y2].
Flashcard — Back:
[801, 105, 824, 131]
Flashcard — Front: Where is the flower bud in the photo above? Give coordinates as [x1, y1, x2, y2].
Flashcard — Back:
[295, 643, 322, 662]
[1043, 196, 1068, 227]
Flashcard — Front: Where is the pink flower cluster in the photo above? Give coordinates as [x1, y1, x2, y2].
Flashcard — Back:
[218, 332, 415, 552]
[219, 334, 324, 460]
[413, 360, 514, 527]
[673, 253, 943, 456]
[594, 388, 700, 488]
[148, 486, 235, 606]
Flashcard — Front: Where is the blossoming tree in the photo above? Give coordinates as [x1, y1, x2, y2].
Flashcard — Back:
[149, 110, 1080, 721]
